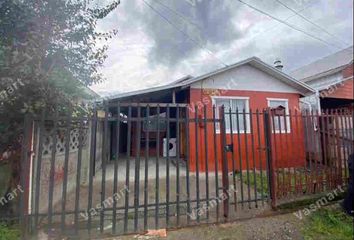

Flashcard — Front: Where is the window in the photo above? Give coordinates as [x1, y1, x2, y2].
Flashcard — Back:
[213, 97, 250, 133]
[267, 98, 290, 133]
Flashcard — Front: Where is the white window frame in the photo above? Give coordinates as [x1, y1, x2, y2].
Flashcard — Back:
[212, 96, 250, 134]
[267, 98, 291, 133]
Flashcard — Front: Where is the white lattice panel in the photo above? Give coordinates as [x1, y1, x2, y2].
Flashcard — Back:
[42, 128, 88, 156]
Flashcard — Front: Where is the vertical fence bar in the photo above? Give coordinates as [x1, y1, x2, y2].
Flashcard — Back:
[270, 112, 280, 197]
[276, 114, 285, 196]
[166, 105, 171, 227]
[144, 105, 150, 231]
[325, 109, 333, 189]
[236, 108, 244, 208]
[155, 105, 160, 229]
[308, 110, 316, 193]
[311, 110, 319, 193]
[219, 106, 229, 218]
[185, 106, 191, 224]
[212, 105, 219, 220]
[329, 109, 336, 188]
[334, 110, 343, 186]
[344, 110, 352, 182]
[264, 109, 276, 209]
[288, 110, 296, 195]
[195, 106, 200, 222]
[329, 109, 336, 187]
[74, 117, 84, 235]
[340, 109, 348, 183]
[34, 110, 45, 231]
[87, 106, 97, 235]
[294, 109, 303, 194]
[124, 106, 132, 234]
[48, 107, 59, 228]
[134, 105, 142, 232]
[100, 103, 109, 233]
[256, 110, 265, 205]
[319, 110, 327, 191]
[203, 105, 210, 219]
[20, 114, 31, 239]
[112, 103, 120, 234]
[228, 106, 237, 211]
[346, 110, 354, 157]
[283, 109, 290, 196]
[61, 107, 73, 233]
[176, 106, 181, 226]
[302, 111, 308, 192]
[243, 109, 251, 209]
[315, 110, 322, 192]
[249, 109, 258, 207]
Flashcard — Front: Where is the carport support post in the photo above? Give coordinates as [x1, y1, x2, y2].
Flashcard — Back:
[219, 106, 229, 219]
[263, 109, 277, 209]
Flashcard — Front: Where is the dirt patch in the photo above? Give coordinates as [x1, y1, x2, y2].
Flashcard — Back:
[108, 211, 304, 240]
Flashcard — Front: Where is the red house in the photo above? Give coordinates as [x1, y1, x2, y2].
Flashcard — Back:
[107, 57, 315, 172]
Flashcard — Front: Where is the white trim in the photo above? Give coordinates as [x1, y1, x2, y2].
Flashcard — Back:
[212, 96, 250, 100]
[212, 96, 251, 134]
[267, 98, 291, 133]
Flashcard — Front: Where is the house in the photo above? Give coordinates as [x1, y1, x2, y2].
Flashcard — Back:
[291, 46, 353, 112]
[106, 57, 315, 172]
[291, 47, 353, 167]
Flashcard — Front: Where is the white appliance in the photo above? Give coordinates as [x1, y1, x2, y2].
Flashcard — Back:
[163, 138, 177, 157]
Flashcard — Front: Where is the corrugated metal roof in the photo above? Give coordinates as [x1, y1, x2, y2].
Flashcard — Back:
[291, 46, 353, 82]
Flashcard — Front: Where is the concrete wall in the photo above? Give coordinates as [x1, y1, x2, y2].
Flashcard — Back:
[32, 126, 91, 213]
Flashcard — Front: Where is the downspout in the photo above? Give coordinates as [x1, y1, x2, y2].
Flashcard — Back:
[315, 90, 322, 115]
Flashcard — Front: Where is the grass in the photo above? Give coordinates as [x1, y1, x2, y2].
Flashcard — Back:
[239, 172, 269, 196]
[0, 224, 20, 240]
[302, 206, 353, 240]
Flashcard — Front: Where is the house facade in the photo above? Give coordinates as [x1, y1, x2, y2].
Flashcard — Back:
[107, 57, 315, 172]
[291, 46, 353, 112]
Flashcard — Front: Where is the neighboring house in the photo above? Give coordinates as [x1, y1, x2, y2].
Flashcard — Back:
[291, 46, 353, 112]
[106, 57, 315, 171]
[291, 46, 353, 164]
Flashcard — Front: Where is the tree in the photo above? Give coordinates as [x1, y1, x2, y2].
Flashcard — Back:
[0, 0, 119, 203]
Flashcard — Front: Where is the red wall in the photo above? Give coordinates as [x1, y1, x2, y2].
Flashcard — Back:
[326, 64, 354, 100]
[187, 88, 306, 172]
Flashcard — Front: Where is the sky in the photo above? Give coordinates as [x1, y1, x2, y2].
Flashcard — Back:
[90, 0, 353, 97]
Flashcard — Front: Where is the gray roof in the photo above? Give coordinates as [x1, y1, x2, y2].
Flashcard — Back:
[106, 75, 192, 100]
[291, 46, 353, 82]
[108, 57, 315, 100]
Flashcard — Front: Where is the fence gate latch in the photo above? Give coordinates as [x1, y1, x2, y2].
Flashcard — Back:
[224, 144, 233, 152]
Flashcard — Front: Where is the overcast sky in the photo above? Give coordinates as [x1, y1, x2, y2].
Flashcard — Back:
[91, 0, 353, 97]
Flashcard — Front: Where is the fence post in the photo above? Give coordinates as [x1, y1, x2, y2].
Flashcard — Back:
[263, 109, 277, 209]
[219, 106, 229, 219]
[20, 114, 32, 239]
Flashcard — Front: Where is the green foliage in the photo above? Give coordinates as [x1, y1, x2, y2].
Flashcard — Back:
[302, 207, 353, 240]
[0, 1, 119, 217]
[0, 224, 20, 240]
[0, 0, 119, 154]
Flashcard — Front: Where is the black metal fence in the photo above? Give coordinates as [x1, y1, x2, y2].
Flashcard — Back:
[16, 103, 352, 238]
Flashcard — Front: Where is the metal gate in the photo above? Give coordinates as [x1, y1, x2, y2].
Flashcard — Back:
[19, 103, 351, 238]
